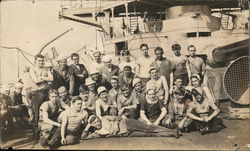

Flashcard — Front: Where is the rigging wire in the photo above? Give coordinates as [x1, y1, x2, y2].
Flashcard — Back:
[0, 46, 35, 66]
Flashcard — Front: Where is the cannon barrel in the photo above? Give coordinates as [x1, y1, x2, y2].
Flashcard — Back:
[212, 38, 249, 63]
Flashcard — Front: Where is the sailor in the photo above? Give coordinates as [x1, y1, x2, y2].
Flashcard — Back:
[29, 54, 54, 142]
[170, 44, 190, 94]
[69, 53, 88, 96]
[118, 50, 139, 76]
[150, 47, 173, 88]
[38, 89, 63, 148]
[10, 82, 29, 128]
[118, 65, 135, 89]
[139, 88, 167, 126]
[84, 77, 98, 105]
[186, 74, 215, 103]
[92, 51, 104, 71]
[162, 77, 192, 131]
[108, 76, 120, 107]
[89, 68, 112, 91]
[130, 78, 146, 104]
[59, 96, 88, 147]
[81, 115, 180, 139]
[0, 84, 15, 135]
[117, 85, 139, 119]
[146, 67, 169, 105]
[135, 43, 154, 88]
[79, 85, 96, 115]
[186, 88, 220, 135]
[58, 86, 71, 110]
[95, 86, 117, 121]
[187, 45, 206, 83]
[52, 55, 75, 96]
[99, 55, 119, 83]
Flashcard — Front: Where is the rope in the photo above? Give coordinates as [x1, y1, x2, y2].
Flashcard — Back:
[17, 48, 35, 66]
[19, 49, 35, 57]
[0, 46, 35, 66]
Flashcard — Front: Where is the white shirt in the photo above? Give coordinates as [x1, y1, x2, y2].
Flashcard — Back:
[136, 56, 154, 78]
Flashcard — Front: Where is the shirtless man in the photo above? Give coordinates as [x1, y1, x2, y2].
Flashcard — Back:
[186, 88, 220, 135]
[29, 54, 53, 143]
[60, 96, 88, 145]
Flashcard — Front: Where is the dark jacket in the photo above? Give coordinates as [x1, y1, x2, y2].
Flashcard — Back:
[52, 65, 75, 95]
[69, 64, 88, 95]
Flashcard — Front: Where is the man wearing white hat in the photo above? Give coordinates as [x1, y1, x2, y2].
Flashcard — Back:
[108, 76, 120, 106]
[0, 84, 15, 135]
[99, 55, 119, 83]
[52, 55, 75, 95]
[130, 78, 146, 104]
[95, 86, 117, 121]
[89, 68, 112, 91]
[10, 82, 29, 128]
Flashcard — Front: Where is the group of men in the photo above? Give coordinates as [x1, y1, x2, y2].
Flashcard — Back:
[0, 43, 221, 149]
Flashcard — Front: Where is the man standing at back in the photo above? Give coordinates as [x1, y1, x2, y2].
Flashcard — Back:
[170, 44, 190, 93]
[29, 54, 53, 144]
[187, 45, 206, 83]
[99, 55, 119, 83]
[150, 47, 172, 88]
[52, 55, 75, 96]
[69, 53, 88, 96]
[92, 51, 103, 71]
[136, 43, 154, 88]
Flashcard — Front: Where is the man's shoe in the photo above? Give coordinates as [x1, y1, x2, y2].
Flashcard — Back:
[200, 127, 209, 135]
[174, 130, 180, 139]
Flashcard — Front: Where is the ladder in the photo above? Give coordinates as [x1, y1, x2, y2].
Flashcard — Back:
[129, 16, 139, 34]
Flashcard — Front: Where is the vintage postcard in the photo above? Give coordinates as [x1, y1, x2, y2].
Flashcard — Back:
[0, 0, 249, 150]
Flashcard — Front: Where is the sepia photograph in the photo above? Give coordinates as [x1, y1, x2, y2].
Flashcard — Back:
[0, 0, 249, 150]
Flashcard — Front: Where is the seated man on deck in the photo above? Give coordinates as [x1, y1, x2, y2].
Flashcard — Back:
[108, 76, 120, 107]
[162, 81, 192, 131]
[38, 89, 63, 148]
[79, 85, 96, 115]
[10, 82, 30, 129]
[58, 86, 71, 110]
[139, 88, 168, 126]
[117, 85, 139, 119]
[42, 96, 89, 148]
[186, 88, 220, 135]
[95, 86, 117, 121]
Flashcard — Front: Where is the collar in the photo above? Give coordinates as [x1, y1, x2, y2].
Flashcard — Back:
[146, 98, 158, 104]
[155, 57, 166, 62]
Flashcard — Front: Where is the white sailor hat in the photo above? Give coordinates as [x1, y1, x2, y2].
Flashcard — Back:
[89, 68, 100, 75]
[132, 78, 141, 87]
[85, 77, 96, 86]
[97, 86, 108, 96]
[14, 82, 24, 88]
[56, 55, 68, 62]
